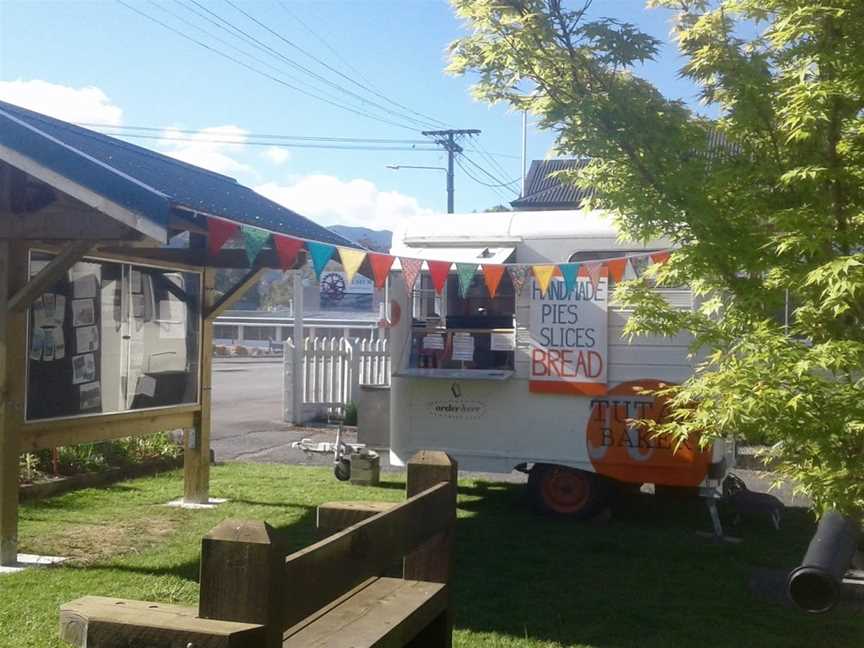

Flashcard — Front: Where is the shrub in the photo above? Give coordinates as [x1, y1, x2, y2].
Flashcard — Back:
[343, 401, 358, 426]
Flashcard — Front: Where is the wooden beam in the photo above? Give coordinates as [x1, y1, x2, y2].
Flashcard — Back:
[59, 596, 265, 648]
[8, 240, 92, 312]
[206, 267, 267, 322]
[169, 208, 208, 235]
[184, 266, 215, 503]
[0, 241, 15, 564]
[280, 482, 453, 628]
[21, 406, 198, 451]
[199, 520, 283, 648]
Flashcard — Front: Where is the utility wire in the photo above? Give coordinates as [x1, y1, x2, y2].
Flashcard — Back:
[184, 0, 437, 131]
[116, 0, 423, 132]
[468, 133, 515, 185]
[79, 122, 430, 145]
[457, 154, 520, 191]
[275, 0, 453, 130]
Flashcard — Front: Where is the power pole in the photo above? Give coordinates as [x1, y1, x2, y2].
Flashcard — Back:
[422, 129, 480, 213]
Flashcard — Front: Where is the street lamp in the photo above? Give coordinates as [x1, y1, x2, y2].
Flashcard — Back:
[386, 164, 450, 213]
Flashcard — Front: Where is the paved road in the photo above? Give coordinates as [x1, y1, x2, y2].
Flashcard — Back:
[210, 357, 809, 507]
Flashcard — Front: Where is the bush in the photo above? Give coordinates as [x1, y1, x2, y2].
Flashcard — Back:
[343, 401, 358, 426]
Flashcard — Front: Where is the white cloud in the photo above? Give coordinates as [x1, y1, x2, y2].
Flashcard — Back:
[255, 175, 433, 232]
[262, 146, 291, 165]
[157, 125, 254, 177]
[0, 79, 123, 125]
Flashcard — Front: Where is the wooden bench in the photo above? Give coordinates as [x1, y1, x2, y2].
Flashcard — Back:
[59, 450, 457, 648]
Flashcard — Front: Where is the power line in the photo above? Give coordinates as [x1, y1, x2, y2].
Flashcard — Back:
[186, 0, 438, 131]
[78, 122, 430, 145]
[275, 0, 453, 130]
[91, 130, 441, 152]
[116, 0, 423, 132]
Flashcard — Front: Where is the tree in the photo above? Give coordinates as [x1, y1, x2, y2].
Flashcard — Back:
[449, 0, 864, 516]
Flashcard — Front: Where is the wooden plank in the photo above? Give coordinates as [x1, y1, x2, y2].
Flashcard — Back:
[8, 240, 92, 312]
[59, 596, 265, 648]
[283, 578, 447, 648]
[199, 520, 282, 648]
[317, 501, 397, 537]
[281, 482, 452, 628]
[206, 267, 266, 322]
[21, 407, 197, 451]
[185, 265, 214, 503]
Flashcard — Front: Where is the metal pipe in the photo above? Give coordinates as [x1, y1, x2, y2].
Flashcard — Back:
[787, 510, 860, 613]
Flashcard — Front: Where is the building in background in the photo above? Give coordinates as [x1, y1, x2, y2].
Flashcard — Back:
[510, 159, 592, 211]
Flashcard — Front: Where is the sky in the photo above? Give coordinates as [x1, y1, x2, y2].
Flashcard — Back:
[0, 0, 703, 233]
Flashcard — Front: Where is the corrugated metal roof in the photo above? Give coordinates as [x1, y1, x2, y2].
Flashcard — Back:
[0, 100, 355, 248]
[510, 159, 593, 209]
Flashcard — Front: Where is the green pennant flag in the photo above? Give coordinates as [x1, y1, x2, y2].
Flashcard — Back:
[241, 226, 270, 265]
[455, 263, 477, 298]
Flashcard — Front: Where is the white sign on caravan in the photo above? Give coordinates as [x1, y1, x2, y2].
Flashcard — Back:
[528, 272, 608, 395]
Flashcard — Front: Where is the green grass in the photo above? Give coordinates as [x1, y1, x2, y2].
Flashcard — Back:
[1, 463, 859, 647]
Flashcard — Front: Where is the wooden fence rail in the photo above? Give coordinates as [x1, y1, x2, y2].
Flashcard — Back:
[59, 451, 457, 648]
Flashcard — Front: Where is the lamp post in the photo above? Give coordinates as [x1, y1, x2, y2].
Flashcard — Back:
[385, 164, 451, 213]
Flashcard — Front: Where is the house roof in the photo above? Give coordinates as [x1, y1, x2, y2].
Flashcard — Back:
[0, 100, 355, 248]
[510, 159, 593, 210]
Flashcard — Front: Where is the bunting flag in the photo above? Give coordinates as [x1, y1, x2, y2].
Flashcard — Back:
[558, 263, 580, 296]
[629, 254, 652, 278]
[427, 260, 452, 295]
[455, 263, 477, 298]
[607, 258, 628, 283]
[508, 265, 531, 294]
[240, 226, 270, 265]
[481, 264, 506, 299]
[531, 264, 556, 297]
[207, 217, 239, 256]
[368, 253, 395, 288]
[306, 241, 335, 279]
[337, 247, 367, 284]
[400, 257, 424, 294]
[273, 235, 303, 270]
[583, 261, 605, 289]
[623, 257, 638, 281]
[651, 250, 671, 265]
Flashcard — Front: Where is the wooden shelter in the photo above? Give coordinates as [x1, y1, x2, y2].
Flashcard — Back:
[0, 100, 357, 565]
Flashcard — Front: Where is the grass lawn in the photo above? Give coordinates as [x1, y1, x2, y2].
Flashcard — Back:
[1, 463, 860, 647]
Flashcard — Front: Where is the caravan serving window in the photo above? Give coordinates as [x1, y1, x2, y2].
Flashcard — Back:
[408, 269, 515, 373]
[26, 251, 201, 421]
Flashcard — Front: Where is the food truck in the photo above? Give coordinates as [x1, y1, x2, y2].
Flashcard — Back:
[388, 209, 731, 517]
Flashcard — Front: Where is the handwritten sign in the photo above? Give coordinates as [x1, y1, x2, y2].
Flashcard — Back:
[528, 272, 608, 395]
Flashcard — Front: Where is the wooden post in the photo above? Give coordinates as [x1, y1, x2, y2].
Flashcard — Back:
[0, 241, 16, 565]
[404, 450, 457, 648]
[199, 519, 282, 648]
[184, 264, 215, 503]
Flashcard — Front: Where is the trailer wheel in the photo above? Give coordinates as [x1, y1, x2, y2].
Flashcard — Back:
[334, 459, 351, 481]
[529, 464, 608, 519]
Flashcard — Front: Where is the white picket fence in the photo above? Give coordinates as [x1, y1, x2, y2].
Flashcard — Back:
[283, 336, 390, 423]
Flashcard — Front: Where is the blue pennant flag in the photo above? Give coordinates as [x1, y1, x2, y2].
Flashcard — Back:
[306, 241, 335, 279]
[558, 263, 580, 296]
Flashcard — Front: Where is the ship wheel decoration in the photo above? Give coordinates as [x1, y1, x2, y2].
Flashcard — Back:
[320, 272, 347, 305]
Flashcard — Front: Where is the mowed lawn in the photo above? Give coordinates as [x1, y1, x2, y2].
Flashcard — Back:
[1, 463, 860, 648]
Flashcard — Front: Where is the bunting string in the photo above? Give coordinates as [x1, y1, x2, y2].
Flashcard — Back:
[203, 213, 672, 300]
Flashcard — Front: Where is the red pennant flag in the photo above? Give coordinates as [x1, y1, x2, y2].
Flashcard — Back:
[607, 258, 628, 283]
[368, 253, 395, 288]
[207, 217, 239, 256]
[651, 250, 671, 265]
[427, 260, 452, 295]
[482, 264, 506, 298]
[273, 235, 304, 270]
[582, 261, 605, 289]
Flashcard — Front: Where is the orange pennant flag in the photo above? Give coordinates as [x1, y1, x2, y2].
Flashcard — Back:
[481, 264, 506, 298]
[651, 250, 671, 265]
[607, 258, 628, 283]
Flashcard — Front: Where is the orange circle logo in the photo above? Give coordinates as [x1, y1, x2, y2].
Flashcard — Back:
[586, 380, 711, 487]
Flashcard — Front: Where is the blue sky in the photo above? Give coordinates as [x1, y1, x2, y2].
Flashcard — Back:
[0, 0, 702, 231]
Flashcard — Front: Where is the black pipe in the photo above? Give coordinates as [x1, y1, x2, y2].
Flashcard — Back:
[787, 511, 861, 613]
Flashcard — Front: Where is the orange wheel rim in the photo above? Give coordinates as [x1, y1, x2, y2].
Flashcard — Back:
[542, 468, 590, 514]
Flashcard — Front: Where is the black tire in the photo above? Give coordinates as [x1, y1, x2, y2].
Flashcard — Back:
[528, 464, 610, 519]
[334, 458, 351, 481]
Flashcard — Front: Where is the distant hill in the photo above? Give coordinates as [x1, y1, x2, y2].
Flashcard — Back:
[328, 225, 393, 252]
